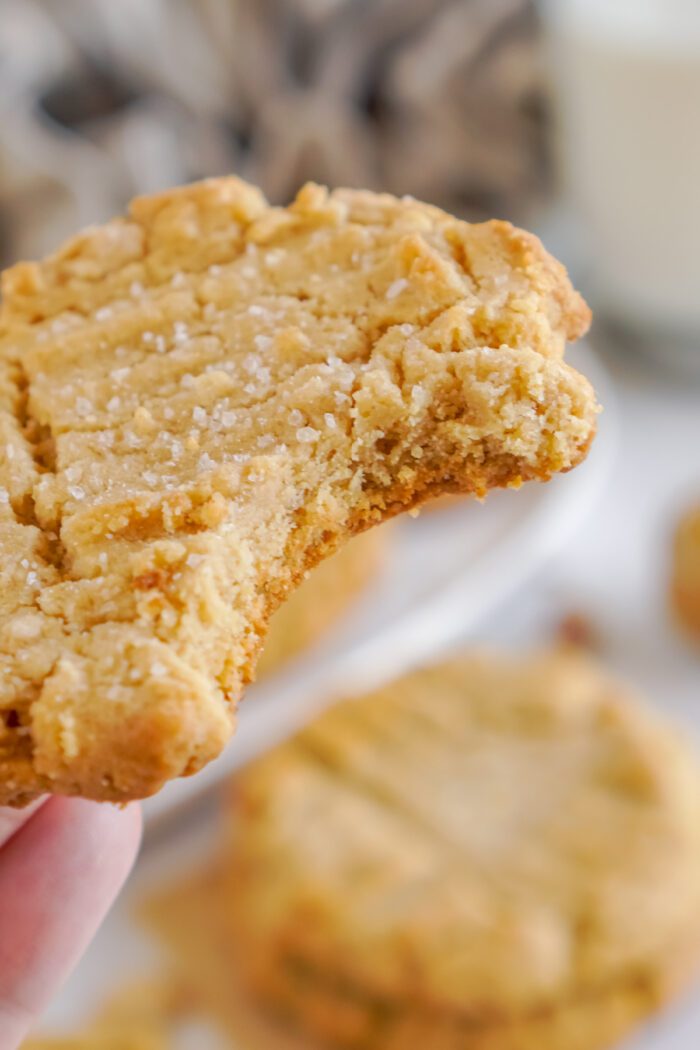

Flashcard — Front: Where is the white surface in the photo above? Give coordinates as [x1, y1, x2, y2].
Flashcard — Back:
[35, 343, 700, 1046]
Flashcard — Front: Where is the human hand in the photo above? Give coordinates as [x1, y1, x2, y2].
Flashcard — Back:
[0, 798, 141, 1049]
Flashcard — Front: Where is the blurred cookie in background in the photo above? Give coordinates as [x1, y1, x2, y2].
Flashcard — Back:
[671, 503, 700, 644]
[146, 650, 700, 1050]
[259, 526, 389, 678]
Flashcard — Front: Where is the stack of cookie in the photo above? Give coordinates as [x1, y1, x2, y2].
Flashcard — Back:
[147, 650, 700, 1050]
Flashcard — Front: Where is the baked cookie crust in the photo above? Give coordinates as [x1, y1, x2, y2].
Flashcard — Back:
[0, 178, 595, 804]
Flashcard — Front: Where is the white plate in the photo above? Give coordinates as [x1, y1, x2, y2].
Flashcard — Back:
[143, 341, 616, 826]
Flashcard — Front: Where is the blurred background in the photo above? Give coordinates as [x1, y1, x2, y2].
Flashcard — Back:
[0, 0, 550, 260]
[6, 0, 699, 1047]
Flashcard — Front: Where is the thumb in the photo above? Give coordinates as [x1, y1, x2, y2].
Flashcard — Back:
[0, 797, 141, 1049]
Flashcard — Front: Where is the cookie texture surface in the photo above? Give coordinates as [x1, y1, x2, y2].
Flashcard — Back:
[0, 177, 595, 804]
[671, 503, 700, 642]
[155, 651, 700, 1049]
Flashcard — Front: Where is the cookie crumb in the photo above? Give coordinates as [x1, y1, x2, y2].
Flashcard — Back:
[386, 277, 409, 300]
[297, 426, 320, 443]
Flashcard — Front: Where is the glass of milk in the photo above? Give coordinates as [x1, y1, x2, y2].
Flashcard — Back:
[539, 0, 700, 373]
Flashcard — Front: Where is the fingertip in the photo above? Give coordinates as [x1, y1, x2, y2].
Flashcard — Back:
[47, 797, 143, 879]
[0, 797, 143, 1043]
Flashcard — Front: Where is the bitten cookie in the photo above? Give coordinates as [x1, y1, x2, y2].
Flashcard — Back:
[0, 177, 595, 804]
[150, 651, 700, 1050]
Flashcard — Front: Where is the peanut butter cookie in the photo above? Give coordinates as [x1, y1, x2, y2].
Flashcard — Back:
[0, 178, 595, 804]
[150, 651, 700, 1049]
